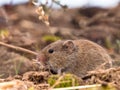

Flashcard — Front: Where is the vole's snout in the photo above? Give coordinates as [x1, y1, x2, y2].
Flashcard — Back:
[37, 53, 47, 65]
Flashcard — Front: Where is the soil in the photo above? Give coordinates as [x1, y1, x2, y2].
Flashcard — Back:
[0, 3, 120, 90]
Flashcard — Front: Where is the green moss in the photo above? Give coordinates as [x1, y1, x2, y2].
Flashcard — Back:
[28, 87, 34, 90]
[47, 74, 80, 88]
[42, 35, 61, 42]
[0, 29, 9, 39]
[100, 83, 116, 90]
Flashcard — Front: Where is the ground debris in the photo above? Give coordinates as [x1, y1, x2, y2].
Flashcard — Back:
[22, 71, 49, 84]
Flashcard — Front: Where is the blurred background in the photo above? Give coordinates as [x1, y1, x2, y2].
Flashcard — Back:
[0, 0, 119, 78]
[0, 0, 120, 8]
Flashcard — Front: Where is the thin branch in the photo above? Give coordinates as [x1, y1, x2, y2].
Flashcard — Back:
[0, 41, 37, 56]
[51, 75, 64, 88]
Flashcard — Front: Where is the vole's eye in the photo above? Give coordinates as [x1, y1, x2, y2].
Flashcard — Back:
[48, 49, 54, 53]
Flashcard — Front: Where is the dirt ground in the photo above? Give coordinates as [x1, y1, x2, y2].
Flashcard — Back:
[0, 3, 120, 90]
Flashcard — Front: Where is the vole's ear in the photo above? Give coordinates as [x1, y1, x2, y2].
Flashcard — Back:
[62, 40, 75, 51]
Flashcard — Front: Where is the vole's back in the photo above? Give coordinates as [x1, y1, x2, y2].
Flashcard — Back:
[71, 40, 112, 77]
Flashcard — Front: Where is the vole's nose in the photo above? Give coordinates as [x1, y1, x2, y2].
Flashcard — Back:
[37, 53, 47, 65]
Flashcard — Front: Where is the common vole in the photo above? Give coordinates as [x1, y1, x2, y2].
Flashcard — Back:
[37, 39, 112, 77]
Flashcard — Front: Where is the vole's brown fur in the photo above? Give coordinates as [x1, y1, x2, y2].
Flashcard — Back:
[37, 39, 112, 77]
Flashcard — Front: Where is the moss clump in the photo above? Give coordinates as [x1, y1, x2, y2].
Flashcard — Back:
[100, 83, 116, 90]
[42, 35, 61, 42]
[47, 74, 82, 88]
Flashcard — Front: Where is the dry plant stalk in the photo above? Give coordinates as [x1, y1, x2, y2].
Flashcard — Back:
[51, 75, 64, 88]
[0, 80, 27, 90]
[51, 84, 101, 90]
[0, 41, 37, 55]
[36, 6, 50, 26]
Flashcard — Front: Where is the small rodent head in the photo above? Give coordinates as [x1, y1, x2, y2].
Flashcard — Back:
[37, 40, 77, 73]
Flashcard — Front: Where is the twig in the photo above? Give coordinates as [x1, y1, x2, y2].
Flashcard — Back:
[51, 75, 64, 88]
[0, 41, 37, 56]
[51, 84, 101, 90]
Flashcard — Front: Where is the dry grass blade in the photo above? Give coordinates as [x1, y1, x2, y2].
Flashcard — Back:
[51, 84, 101, 90]
[0, 41, 37, 56]
[51, 75, 64, 88]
